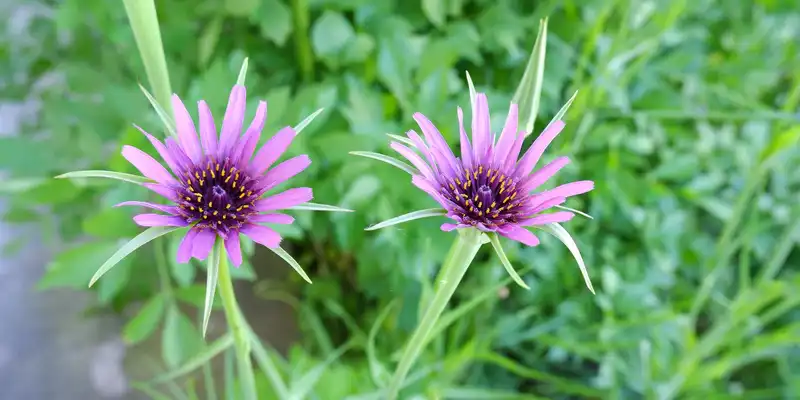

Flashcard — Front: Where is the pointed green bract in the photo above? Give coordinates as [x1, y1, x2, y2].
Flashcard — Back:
[555, 204, 593, 219]
[365, 208, 446, 231]
[89, 226, 182, 287]
[152, 333, 234, 383]
[487, 233, 530, 290]
[138, 83, 178, 138]
[386, 133, 415, 147]
[288, 202, 354, 212]
[535, 222, 595, 294]
[513, 18, 548, 136]
[294, 108, 325, 134]
[268, 246, 313, 284]
[55, 170, 151, 184]
[465, 70, 477, 107]
[350, 151, 418, 175]
[202, 240, 222, 337]
[546, 90, 579, 130]
[236, 57, 249, 86]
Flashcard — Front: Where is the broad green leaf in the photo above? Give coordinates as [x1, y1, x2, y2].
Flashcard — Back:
[546, 90, 578, 130]
[386, 133, 414, 146]
[554, 205, 593, 219]
[137, 82, 177, 138]
[153, 333, 234, 383]
[487, 233, 530, 290]
[89, 226, 182, 287]
[512, 18, 548, 136]
[535, 223, 595, 294]
[466, 70, 477, 106]
[162, 306, 206, 369]
[311, 11, 355, 62]
[225, 0, 260, 16]
[288, 202, 354, 212]
[83, 208, 141, 239]
[55, 170, 150, 184]
[349, 151, 417, 175]
[422, 0, 446, 27]
[97, 256, 133, 304]
[268, 246, 312, 284]
[202, 240, 222, 337]
[38, 241, 122, 290]
[367, 300, 397, 387]
[294, 108, 325, 134]
[287, 342, 354, 400]
[123, 294, 166, 344]
[198, 17, 223, 67]
[365, 208, 446, 231]
[236, 57, 249, 86]
[255, 0, 292, 46]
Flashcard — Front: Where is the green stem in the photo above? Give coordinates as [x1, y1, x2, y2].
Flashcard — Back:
[217, 244, 258, 400]
[290, 0, 314, 82]
[386, 229, 485, 400]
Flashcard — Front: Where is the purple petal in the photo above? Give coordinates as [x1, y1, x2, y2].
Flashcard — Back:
[143, 183, 179, 202]
[503, 131, 526, 171]
[520, 156, 570, 193]
[523, 196, 566, 216]
[165, 137, 194, 175]
[515, 121, 565, 176]
[133, 213, 189, 227]
[225, 233, 242, 267]
[411, 175, 452, 209]
[493, 103, 518, 166]
[251, 126, 296, 176]
[413, 113, 459, 174]
[177, 227, 200, 263]
[255, 187, 313, 211]
[240, 224, 281, 248]
[536, 180, 594, 201]
[471, 93, 491, 163]
[457, 107, 473, 170]
[498, 225, 540, 246]
[192, 229, 216, 260]
[233, 100, 267, 166]
[122, 145, 175, 185]
[115, 201, 179, 215]
[172, 94, 202, 163]
[390, 141, 435, 180]
[407, 130, 438, 173]
[441, 223, 459, 231]
[218, 85, 247, 158]
[250, 213, 295, 224]
[259, 155, 311, 192]
[198, 100, 218, 157]
[134, 125, 181, 175]
[518, 211, 575, 226]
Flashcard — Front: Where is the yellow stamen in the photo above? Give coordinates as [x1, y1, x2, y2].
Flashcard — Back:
[203, 215, 208, 219]
[456, 178, 462, 185]
[202, 170, 206, 178]
[239, 193, 245, 199]
[190, 206, 195, 210]
[246, 191, 252, 196]
[188, 187, 194, 192]
[478, 201, 483, 208]
[221, 169, 225, 177]
[198, 179, 203, 186]
[242, 205, 249, 209]
[213, 211, 218, 216]
[491, 201, 496, 208]
[510, 192, 517, 200]
[479, 166, 483, 174]
[186, 179, 192, 185]
[185, 196, 191, 201]
[223, 215, 227, 220]
[208, 201, 212, 207]
[234, 173, 239, 181]
[216, 163, 220, 171]
[232, 182, 237, 188]
[449, 183, 455, 191]
[236, 206, 243, 211]
[195, 172, 200, 179]
[503, 197, 510, 204]
[199, 207, 204, 212]
[240, 186, 245, 192]
[210, 170, 216, 178]
[226, 204, 231, 209]
[485, 208, 490, 213]
[462, 182, 468, 190]
[478, 211, 483, 216]
[474, 195, 478, 201]
[225, 176, 231, 183]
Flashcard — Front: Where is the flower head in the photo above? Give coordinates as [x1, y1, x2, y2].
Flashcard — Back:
[391, 92, 593, 246]
[119, 85, 312, 266]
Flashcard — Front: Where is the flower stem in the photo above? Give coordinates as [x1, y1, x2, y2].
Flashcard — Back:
[386, 229, 485, 400]
[217, 246, 258, 400]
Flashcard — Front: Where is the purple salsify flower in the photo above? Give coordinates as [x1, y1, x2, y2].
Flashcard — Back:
[391, 92, 594, 246]
[118, 84, 311, 266]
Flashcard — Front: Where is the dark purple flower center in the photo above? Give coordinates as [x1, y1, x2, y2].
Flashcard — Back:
[175, 158, 261, 235]
[440, 164, 526, 227]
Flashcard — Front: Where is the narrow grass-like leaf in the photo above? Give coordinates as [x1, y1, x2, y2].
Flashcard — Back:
[152, 333, 234, 383]
[554, 205, 593, 219]
[367, 300, 397, 387]
[248, 330, 290, 398]
[386, 133, 415, 146]
[138, 83, 177, 138]
[288, 202, 354, 212]
[55, 170, 151, 184]
[513, 18, 548, 136]
[294, 108, 324, 134]
[365, 208, 446, 231]
[466, 71, 477, 107]
[442, 387, 546, 399]
[268, 246, 312, 284]
[546, 90, 578, 129]
[487, 233, 530, 290]
[236, 57, 249, 86]
[350, 151, 417, 175]
[202, 240, 222, 337]
[131, 382, 172, 400]
[535, 223, 595, 294]
[288, 341, 355, 400]
[89, 226, 182, 287]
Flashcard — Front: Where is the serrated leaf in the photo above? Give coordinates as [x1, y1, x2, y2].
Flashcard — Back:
[152, 333, 234, 383]
[513, 18, 548, 135]
[365, 208, 446, 231]
[546, 90, 578, 130]
[488, 233, 530, 290]
[535, 223, 595, 294]
[55, 170, 150, 184]
[89, 226, 183, 287]
[349, 151, 417, 175]
[288, 202, 354, 212]
[123, 295, 166, 344]
[268, 246, 312, 283]
[138, 83, 177, 138]
[202, 240, 222, 337]
[236, 57, 249, 86]
[294, 108, 325, 134]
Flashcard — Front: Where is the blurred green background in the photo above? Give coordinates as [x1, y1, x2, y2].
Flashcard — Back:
[2, 0, 799, 398]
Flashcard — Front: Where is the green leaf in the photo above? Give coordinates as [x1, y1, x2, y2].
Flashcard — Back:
[249, 331, 290, 399]
[174, 285, 222, 309]
[198, 17, 223, 67]
[546, 90, 578, 129]
[236, 57, 249, 86]
[535, 223, 595, 294]
[38, 241, 122, 290]
[83, 208, 141, 239]
[367, 300, 397, 387]
[225, 0, 260, 16]
[288, 202, 354, 212]
[162, 306, 206, 369]
[759, 126, 800, 164]
[487, 233, 530, 290]
[97, 257, 133, 304]
[349, 151, 417, 175]
[89, 226, 182, 287]
[268, 246, 312, 284]
[287, 342, 354, 399]
[512, 18, 548, 136]
[55, 170, 150, 184]
[153, 333, 234, 383]
[255, 0, 292, 46]
[365, 208, 446, 231]
[294, 108, 325, 134]
[202, 240, 222, 337]
[311, 11, 355, 65]
[137, 82, 177, 139]
[123, 294, 166, 344]
[422, 0, 446, 28]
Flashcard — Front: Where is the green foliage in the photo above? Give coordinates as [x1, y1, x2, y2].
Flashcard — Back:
[3, 0, 800, 398]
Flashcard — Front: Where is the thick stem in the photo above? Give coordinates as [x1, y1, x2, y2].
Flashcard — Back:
[217, 247, 258, 400]
[386, 229, 485, 400]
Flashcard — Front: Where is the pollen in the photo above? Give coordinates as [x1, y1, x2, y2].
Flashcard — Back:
[226, 204, 231, 209]
[208, 201, 213, 207]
